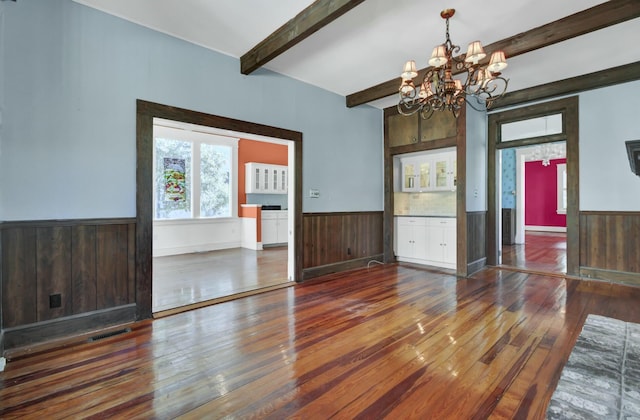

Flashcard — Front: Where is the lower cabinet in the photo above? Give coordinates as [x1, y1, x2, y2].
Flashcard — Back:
[395, 217, 456, 269]
[262, 210, 288, 246]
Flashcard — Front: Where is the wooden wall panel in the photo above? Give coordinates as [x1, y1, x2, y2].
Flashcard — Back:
[580, 212, 640, 274]
[2, 228, 37, 328]
[1, 219, 135, 334]
[96, 224, 131, 309]
[72, 225, 97, 313]
[467, 212, 487, 274]
[36, 226, 72, 322]
[303, 212, 383, 269]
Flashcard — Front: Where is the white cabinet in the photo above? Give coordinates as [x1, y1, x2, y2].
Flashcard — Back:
[425, 218, 456, 267]
[262, 210, 288, 246]
[395, 217, 456, 269]
[246, 163, 288, 194]
[395, 217, 428, 259]
[400, 151, 456, 192]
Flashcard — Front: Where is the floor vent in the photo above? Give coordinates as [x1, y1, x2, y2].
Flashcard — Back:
[88, 327, 131, 342]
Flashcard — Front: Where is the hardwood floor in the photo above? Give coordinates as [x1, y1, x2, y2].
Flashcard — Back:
[501, 231, 567, 274]
[3, 264, 639, 419]
[152, 247, 289, 313]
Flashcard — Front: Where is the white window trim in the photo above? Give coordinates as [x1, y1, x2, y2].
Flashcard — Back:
[153, 124, 239, 220]
[557, 163, 567, 215]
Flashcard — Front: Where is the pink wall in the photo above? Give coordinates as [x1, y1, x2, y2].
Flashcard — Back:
[525, 158, 566, 228]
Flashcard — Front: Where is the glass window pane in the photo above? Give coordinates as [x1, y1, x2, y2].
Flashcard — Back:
[155, 138, 192, 219]
[501, 113, 562, 142]
[200, 143, 231, 218]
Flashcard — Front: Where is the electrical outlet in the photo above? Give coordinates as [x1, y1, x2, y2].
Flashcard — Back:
[309, 189, 320, 198]
[49, 293, 62, 308]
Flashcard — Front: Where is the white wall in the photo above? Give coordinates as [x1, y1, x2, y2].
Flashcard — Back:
[580, 80, 640, 211]
[465, 103, 488, 211]
[0, 0, 383, 221]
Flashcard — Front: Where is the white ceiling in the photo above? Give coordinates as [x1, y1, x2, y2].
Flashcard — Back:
[72, 0, 640, 109]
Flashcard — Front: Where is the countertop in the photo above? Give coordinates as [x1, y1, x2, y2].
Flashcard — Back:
[394, 214, 455, 218]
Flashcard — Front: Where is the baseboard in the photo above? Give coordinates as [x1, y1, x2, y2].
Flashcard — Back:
[302, 254, 384, 281]
[580, 267, 640, 287]
[2, 304, 137, 353]
[153, 241, 241, 257]
[467, 257, 487, 275]
[525, 226, 566, 233]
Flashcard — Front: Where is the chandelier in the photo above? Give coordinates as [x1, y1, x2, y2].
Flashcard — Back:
[398, 9, 509, 119]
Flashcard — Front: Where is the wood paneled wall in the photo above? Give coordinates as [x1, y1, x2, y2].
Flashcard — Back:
[467, 211, 487, 274]
[579, 211, 640, 285]
[303, 212, 383, 278]
[1, 219, 136, 331]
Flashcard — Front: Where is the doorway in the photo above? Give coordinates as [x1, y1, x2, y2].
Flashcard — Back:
[487, 96, 579, 276]
[150, 119, 295, 313]
[135, 100, 303, 320]
[498, 143, 567, 273]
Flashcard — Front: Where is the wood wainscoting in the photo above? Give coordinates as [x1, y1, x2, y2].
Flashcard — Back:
[302, 211, 383, 280]
[467, 211, 487, 275]
[1, 219, 137, 352]
[579, 211, 640, 286]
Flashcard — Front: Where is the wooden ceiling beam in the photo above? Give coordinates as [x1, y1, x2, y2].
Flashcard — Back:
[241, 0, 366, 75]
[346, 0, 640, 107]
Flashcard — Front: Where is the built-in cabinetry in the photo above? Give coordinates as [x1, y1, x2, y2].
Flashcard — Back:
[401, 151, 456, 192]
[387, 110, 457, 148]
[395, 217, 456, 269]
[262, 210, 288, 246]
[246, 162, 288, 194]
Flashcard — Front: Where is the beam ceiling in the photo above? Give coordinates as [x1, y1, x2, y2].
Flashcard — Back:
[241, 0, 366, 75]
[346, 0, 640, 108]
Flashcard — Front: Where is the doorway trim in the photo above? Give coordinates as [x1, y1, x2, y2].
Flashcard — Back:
[487, 96, 579, 275]
[136, 100, 303, 320]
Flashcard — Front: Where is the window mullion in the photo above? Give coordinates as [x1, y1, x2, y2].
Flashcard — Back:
[193, 141, 201, 218]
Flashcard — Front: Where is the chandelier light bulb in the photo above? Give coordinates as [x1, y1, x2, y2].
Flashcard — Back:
[402, 60, 418, 80]
[488, 51, 508, 73]
[428, 45, 448, 68]
[465, 41, 486, 65]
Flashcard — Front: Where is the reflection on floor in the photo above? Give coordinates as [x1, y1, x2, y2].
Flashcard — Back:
[153, 247, 288, 313]
[501, 231, 567, 273]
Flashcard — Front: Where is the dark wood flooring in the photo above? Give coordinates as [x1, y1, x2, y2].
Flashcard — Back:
[502, 231, 567, 274]
[3, 264, 639, 418]
[153, 247, 289, 313]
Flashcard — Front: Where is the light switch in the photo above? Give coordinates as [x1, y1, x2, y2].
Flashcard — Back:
[309, 189, 320, 198]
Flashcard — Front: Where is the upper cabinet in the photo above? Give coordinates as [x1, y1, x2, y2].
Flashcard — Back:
[386, 108, 457, 149]
[400, 151, 456, 192]
[246, 162, 288, 194]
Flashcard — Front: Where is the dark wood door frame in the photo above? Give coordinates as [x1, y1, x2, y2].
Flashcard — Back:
[487, 96, 579, 275]
[135, 100, 303, 320]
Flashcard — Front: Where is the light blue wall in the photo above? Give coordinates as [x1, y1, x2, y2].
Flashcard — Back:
[579, 80, 640, 211]
[0, 0, 382, 221]
[465, 103, 487, 212]
[501, 149, 516, 209]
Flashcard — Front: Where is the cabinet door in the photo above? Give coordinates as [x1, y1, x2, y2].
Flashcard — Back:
[420, 110, 457, 142]
[262, 167, 270, 192]
[396, 222, 414, 257]
[412, 224, 428, 259]
[388, 113, 419, 148]
[402, 160, 417, 191]
[276, 215, 288, 243]
[280, 168, 287, 193]
[262, 218, 278, 245]
[442, 226, 457, 264]
[425, 225, 443, 262]
[434, 157, 449, 190]
[418, 160, 432, 190]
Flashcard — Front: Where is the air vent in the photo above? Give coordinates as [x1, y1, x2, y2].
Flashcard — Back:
[88, 327, 131, 342]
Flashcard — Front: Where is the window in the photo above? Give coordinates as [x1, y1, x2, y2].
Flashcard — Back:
[501, 113, 563, 142]
[154, 125, 236, 220]
[557, 163, 567, 214]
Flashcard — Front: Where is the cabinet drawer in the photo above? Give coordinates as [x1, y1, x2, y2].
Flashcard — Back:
[426, 218, 456, 227]
[396, 217, 427, 227]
